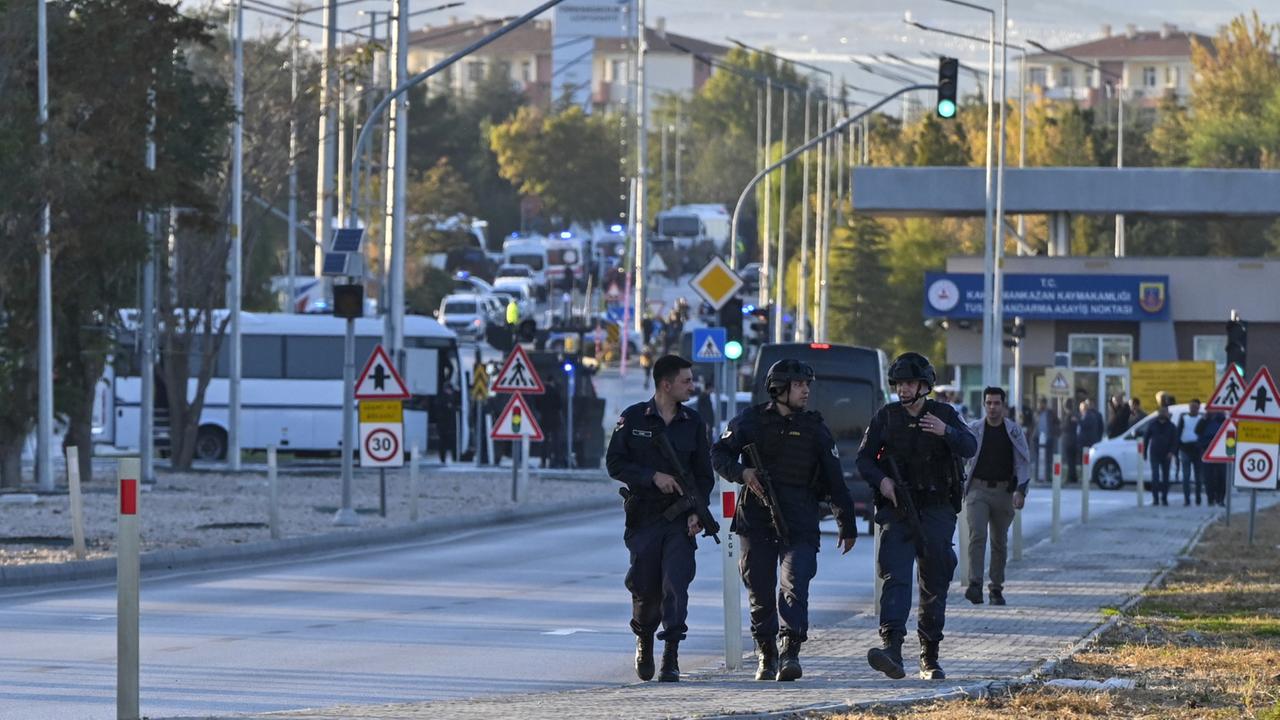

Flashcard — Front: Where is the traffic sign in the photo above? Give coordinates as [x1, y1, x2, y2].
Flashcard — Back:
[1206, 365, 1247, 414]
[490, 393, 544, 441]
[689, 257, 744, 310]
[1044, 368, 1074, 399]
[692, 327, 727, 363]
[1234, 420, 1279, 490]
[492, 345, 545, 395]
[1130, 361, 1215, 408]
[354, 345, 410, 400]
[359, 399, 404, 468]
[1231, 367, 1280, 422]
[1202, 419, 1237, 464]
[471, 363, 490, 403]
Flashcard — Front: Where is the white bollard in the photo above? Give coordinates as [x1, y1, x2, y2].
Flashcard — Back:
[1081, 449, 1090, 524]
[719, 477, 742, 671]
[410, 443, 421, 523]
[117, 457, 141, 720]
[872, 518, 884, 615]
[956, 495, 969, 586]
[518, 434, 531, 503]
[267, 446, 280, 540]
[66, 446, 86, 560]
[1051, 453, 1062, 543]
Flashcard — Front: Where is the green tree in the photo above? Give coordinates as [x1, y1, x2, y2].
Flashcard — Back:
[826, 215, 895, 351]
[488, 105, 624, 224]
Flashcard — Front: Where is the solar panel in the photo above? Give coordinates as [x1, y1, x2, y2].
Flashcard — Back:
[322, 252, 349, 276]
[330, 227, 364, 253]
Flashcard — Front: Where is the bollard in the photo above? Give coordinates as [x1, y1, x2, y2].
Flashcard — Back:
[873, 517, 884, 615]
[267, 446, 280, 540]
[719, 477, 742, 671]
[1136, 441, 1145, 507]
[1248, 489, 1258, 546]
[379, 468, 387, 518]
[66, 446, 87, 560]
[1081, 448, 1090, 524]
[409, 443, 420, 523]
[1051, 453, 1062, 543]
[117, 457, 141, 720]
[1011, 504, 1023, 561]
[956, 495, 969, 587]
[518, 435, 531, 503]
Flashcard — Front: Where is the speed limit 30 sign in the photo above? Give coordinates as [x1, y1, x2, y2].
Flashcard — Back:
[359, 400, 404, 468]
[1234, 421, 1279, 490]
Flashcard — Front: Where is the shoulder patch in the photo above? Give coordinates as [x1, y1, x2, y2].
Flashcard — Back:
[831, 445, 840, 459]
[720, 429, 732, 440]
[615, 415, 626, 429]
[632, 429, 653, 438]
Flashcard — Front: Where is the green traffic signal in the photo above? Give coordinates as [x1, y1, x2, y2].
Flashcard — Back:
[937, 57, 959, 119]
[724, 340, 743, 360]
[937, 99, 957, 118]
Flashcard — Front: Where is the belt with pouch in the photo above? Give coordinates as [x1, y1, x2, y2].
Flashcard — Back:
[973, 476, 1013, 491]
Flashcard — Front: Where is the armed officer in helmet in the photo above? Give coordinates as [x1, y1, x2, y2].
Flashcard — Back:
[712, 359, 858, 682]
[856, 352, 977, 681]
[607, 354, 715, 683]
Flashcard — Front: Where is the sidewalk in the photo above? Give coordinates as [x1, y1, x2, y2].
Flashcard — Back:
[203, 500, 1253, 720]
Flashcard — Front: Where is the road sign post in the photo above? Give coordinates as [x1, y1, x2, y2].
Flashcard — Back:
[1051, 452, 1062, 542]
[117, 457, 140, 720]
[1137, 441, 1145, 507]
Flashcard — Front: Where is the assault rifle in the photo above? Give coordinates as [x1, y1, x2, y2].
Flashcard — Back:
[882, 456, 928, 562]
[742, 443, 791, 546]
[653, 433, 721, 543]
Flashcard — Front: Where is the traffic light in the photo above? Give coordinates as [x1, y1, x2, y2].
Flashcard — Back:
[746, 304, 771, 346]
[719, 297, 744, 344]
[1003, 316, 1025, 348]
[936, 57, 959, 119]
[1226, 317, 1248, 374]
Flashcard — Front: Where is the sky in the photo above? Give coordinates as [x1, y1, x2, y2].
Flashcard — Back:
[235, 0, 1264, 94]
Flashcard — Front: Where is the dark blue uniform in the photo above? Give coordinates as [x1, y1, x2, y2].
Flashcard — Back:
[856, 399, 976, 644]
[606, 399, 714, 643]
[711, 402, 857, 644]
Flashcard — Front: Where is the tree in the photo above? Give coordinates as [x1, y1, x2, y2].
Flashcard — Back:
[488, 105, 624, 224]
[826, 215, 895, 351]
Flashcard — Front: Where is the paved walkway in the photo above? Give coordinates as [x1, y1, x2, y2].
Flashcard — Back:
[200, 501, 1240, 720]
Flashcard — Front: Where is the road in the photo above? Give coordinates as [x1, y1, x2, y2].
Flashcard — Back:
[0, 481, 1144, 719]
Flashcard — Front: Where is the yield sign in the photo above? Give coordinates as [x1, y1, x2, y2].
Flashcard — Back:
[490, 393, 544, 441]
[492, 345, 545, 395]
[1231, 366, 1280, 422]
[354, 345, 410, 400]
[1201, 419, 1237, 464]
[1206, 365, 1247, 414]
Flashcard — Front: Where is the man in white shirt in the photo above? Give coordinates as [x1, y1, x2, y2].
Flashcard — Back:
[1175, 399, 1204, 506]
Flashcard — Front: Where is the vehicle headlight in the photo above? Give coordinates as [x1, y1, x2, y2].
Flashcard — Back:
[471, 318, 483, 327]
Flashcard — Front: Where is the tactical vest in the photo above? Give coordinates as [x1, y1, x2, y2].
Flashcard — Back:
[758, 409, 818, 488]
[879, 400, 953, 503]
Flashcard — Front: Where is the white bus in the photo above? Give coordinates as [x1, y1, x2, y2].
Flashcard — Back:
[94, 312, 466, 462]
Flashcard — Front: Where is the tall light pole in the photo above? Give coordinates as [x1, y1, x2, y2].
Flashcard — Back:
[632, 0, 647, 335]
[933, 0, 998, 388]
[314, 0, 338, 279]
[1028, 40, 1126, 256]
[227, 0, 245, 470]
[36, 0, 53, 492]
[288, 5, 301, 311]
[797, 86, 811, 341]
[384, 0, 409, 369]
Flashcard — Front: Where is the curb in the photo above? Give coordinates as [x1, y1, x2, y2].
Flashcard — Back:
[0, 496, 617, 590]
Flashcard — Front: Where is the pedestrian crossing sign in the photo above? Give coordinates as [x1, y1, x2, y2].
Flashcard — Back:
[692, 327, 727, 363]
[1206, 365, 1247, 414]
[492, 345, 545, 395]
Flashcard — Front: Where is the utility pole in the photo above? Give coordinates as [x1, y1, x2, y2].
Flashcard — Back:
[632, 0, 647, 335]
[36, 0, 53, 491]
[314, 0, 338, 278]
[674, 96, 683, 205]
[795, 87, 811, 342]
[381, 0, 407, 363]
[287, 5, 301, 310]
[141, 84, 158, 485]
[992, 0, 1010, 388]
[228, 0, 244, 471]
[759, 77, 772, 309]
[773, 88, 788, 343]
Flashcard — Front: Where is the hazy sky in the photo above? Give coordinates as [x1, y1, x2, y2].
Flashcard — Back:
[240, 0, 1264, 93]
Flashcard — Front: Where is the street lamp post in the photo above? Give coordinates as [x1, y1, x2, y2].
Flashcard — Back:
[36, 0, 53, 492]
[1028, 40, 1126, 257]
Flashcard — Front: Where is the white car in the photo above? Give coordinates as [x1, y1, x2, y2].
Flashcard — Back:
[1086, 403, 1197, 489]
[437, 293, 490, 341]
[494, 263, 536, 288]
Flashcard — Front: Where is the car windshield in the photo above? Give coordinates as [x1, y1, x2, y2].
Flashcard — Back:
[443, 301, 477, 314]
[658, 216, 700, 237]
[499, 266, 531, 277]
[510, 254, 544, 270]
[810, 380, 877, 443]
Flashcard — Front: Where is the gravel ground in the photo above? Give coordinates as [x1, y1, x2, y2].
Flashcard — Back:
[0, 463, 617, 567]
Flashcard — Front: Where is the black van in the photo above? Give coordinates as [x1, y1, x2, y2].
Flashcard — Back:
[750, 342, 888, 528]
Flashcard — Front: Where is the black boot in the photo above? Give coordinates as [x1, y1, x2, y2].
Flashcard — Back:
[919, 641, 946, 680]
[776, 636, 803, 681]
[634, 634, 655, 681]
[754, 637, 778, 681]
[867, 632, 906, 679]
[965, 582, 984, 604]
[657, 641, 680, 682]
[989, 586, 1006, 606]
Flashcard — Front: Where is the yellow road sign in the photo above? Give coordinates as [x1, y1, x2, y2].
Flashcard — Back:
[1130, 361, 1216, 407]
[689, 257, 744, 310]
[358, 400, 403, 424]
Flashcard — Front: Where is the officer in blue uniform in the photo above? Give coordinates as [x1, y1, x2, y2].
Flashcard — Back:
[712, 359, 857, 682]
[856, 352, 977, 681]
[606, 354, 715, 683]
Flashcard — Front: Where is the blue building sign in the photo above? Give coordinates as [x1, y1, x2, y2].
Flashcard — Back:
[924, 273, 1171, 322]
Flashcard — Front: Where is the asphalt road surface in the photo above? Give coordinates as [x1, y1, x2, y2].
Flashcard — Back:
[0, 485, 1138, 719]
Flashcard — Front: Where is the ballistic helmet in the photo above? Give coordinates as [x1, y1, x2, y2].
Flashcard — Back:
[887, 352, 936, 388]
[766, 359, 815, 397]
